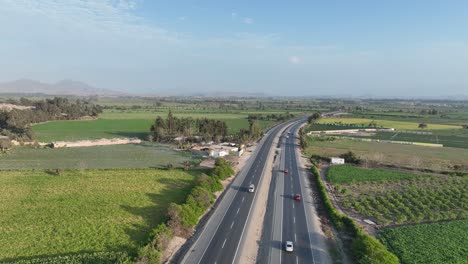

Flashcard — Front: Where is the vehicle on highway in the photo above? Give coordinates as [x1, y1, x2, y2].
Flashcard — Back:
[285, 241, 294, 252]
[248, 184, 255, 193]
[294, 194, 301, 201]
[284, 169, 289, 174]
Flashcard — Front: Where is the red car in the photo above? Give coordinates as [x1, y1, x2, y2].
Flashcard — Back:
[294, 194, 301, 201]
[284, 169, 289, 174]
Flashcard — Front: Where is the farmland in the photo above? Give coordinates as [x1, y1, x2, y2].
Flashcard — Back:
[0, 168, 196, 261]
[379, 220, 468, 264]
[0, 143, 196, 170]
[327, 166, 468, 225]
[305, 137, 468, 171]
[33, 109, 277, 142]
[343, 130, 468, 149]
[316, 117, 460, 130]
[326, 165, 421, 183]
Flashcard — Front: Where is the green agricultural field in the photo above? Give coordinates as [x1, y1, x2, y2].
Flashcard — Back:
[326, 165, 421, 183]
[0, 143, 196, 170]
[305, 137, 468, 171]
[347, 130, 468, 149]
[317, 117, 460, 130]
[33, 118, 153, 142]
[327, 167, 468, 225]
[0, 168, 196, 262]
[379, 220, 468, 264]
[33, 109, 276, 142]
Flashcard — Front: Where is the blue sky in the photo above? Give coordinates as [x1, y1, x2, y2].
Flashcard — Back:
[0, 0, 467, 97]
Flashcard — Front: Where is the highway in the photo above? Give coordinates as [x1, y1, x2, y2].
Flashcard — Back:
[261, 121, 331, 264]
[180, 120, 293, 264]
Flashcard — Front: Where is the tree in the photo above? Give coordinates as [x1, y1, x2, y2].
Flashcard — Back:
[418, 123, 428, 129]
[308, 112, 321, 124]
[249, 120, 262, 139]
[167, 110, 175, 134]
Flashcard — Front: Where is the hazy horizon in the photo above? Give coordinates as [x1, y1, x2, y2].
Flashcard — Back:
[1, 1, 467, 97]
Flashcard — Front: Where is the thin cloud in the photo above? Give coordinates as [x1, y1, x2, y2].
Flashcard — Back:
[243, 17, 254, 24]
[289, 56, 301, 64]
[231, 12, 237, 19]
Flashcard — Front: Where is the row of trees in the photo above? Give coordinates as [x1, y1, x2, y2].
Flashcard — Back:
[0, 97, 102, 141]
[150, 111, 228, 143]
[247, 112, 294, 122]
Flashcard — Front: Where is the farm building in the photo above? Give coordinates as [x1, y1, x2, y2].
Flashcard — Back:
[331, 157, 345, 165]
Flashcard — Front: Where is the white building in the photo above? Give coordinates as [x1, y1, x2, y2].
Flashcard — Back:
[209, 149, 230, 158]
[331, 157, 345, 165]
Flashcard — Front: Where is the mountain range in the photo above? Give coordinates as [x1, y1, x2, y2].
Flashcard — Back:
[0, 79, 122, 96]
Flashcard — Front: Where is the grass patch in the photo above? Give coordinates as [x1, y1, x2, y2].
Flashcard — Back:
[317, 117, 460, 130]
[0, 143, 195, 170]
[0, 168, 196, 261]
[379, 220, 468, 264]
[327, 165, 420, 183]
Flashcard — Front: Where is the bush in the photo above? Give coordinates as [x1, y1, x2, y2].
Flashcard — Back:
[211, 158, 235, 180]
[352, 232, 399, 264]
[138, 223, 173, 264]
[339, 151, 361, 165]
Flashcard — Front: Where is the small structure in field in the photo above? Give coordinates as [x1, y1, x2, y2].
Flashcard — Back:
[331, 157, 345, 165]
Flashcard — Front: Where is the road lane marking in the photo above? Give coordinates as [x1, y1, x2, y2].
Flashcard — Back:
[295, 233, 297, 242]
[242, 197, 245, 202]
[293, 203, 295, 209]
[296, 256, 299, 264]
[230, 221, 235, 229]
[222, 238, 227, 248]
[236, 207, 240, 214]
[294, 217, 295, 223]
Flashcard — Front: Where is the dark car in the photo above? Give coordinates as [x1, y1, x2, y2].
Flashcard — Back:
[294, 194, 301, 201]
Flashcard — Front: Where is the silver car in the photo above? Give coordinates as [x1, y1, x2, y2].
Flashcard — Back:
[248, 184, 255, 193]
[285, 241, 294, 252]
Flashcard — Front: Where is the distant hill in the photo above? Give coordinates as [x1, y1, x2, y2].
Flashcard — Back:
[0, 79, 123, 96]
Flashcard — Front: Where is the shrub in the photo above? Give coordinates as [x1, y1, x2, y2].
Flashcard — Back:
[352, 232, 399, 264]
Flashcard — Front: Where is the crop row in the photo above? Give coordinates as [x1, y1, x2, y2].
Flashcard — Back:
[379, 220, 468, 264]
[336, 173, 468, 225]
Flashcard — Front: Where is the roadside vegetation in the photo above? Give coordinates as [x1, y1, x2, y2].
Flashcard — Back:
[310, 166, 399, 264]
[139, 158, 234, 264]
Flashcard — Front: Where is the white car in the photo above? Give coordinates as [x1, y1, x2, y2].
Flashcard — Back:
[285, 241, 294, 252]
[248, 184, 255, 193]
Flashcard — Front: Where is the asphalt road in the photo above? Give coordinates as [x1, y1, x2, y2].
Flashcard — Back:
[262, 121, 331, 264]
[181, 121, 293, 264]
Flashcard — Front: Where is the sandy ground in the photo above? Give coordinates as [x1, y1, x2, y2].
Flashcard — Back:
[0, 103, 34, 111]
[238, 132, 282, 263]
[162, 144, 258, 264]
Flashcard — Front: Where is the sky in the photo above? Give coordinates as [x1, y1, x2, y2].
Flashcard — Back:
[0, 0, 467, 97]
